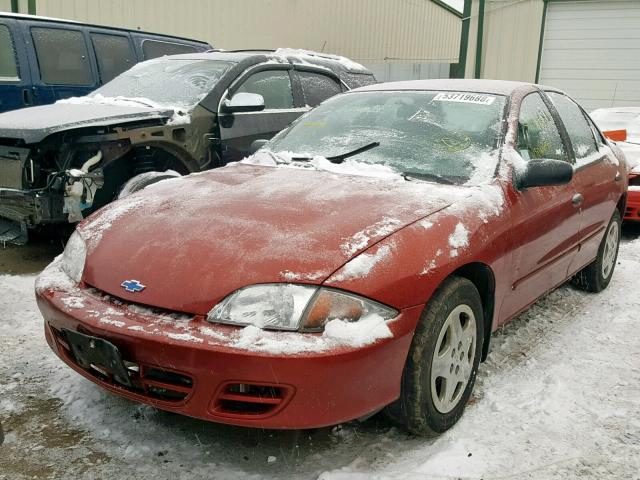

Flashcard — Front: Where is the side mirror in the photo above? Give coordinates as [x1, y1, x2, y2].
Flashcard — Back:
[249, 139, 269, 154]
[602, 129, 627, 142]
[222, 92, 265, 113]
[517, 159, 573, 189]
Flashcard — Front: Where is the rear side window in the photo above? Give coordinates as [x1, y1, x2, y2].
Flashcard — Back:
[142, 39, 197, 60]
[518, 93, 568, 162]
[32, 27, 93, 85]
[91, 33, 136, 83]
[235, 70, 294, 109]
[547, 92, 598, 162]
[298, 71, 342, 107]
[0, 24, 18, 80]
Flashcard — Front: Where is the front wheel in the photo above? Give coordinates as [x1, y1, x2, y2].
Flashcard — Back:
[573, 210, 621, 293]
[117, 170, 181, 199]
[385, 276, 484, 436]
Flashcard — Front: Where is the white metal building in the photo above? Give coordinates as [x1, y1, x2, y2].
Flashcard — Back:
[464, 0, 640, 111]
[0, 0, 463, 82]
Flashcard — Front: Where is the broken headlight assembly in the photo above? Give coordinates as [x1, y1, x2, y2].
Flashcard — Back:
[61, 230, 87, 283]
[207, 284, 398, 332]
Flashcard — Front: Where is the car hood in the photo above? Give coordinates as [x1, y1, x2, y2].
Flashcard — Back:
[80, 164, 464, 315]
[0, 102, 174, 144]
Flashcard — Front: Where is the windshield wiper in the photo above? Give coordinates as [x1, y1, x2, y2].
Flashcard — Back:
[401, 171, 456, 185]
[326, 141, 380, 164]
[115, 97, 158, 108]
[290, 141, 381, 164]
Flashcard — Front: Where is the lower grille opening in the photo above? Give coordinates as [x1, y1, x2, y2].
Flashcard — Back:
[213, 382, 289, 417]
[51, 325, 193, 403]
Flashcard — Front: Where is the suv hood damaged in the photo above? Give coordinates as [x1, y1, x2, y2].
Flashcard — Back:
[79, 164, 455, 315]
[0, 103, 174, 144]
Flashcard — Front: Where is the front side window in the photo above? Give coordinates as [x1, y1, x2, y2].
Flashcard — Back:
[298, 71, 342, 107]
[235, 70, 294, 110]
[92, 58, 233, 109]
[547, 92, 598, 162]
[0, 24, 18, 81]
[91, 33, 136, 83]
[266, 90, 507, 184]
[142, 40, 197, 60]
[32, 27, 93, 85]
[517, 93, 568, 162]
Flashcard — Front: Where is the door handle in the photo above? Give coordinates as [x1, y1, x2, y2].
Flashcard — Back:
[615, 171, 622, 182]
[572, 193, 583, 207]
[22, 88, 31, 105]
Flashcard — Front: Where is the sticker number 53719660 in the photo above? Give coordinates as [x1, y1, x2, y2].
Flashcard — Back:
[433, 92, 496, 105]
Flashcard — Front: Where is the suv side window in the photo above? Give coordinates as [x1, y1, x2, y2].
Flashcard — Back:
[298, 71, 342, 107]
[142, 39, 197, 59]
[547, 92, 598, 163]
[91, 33, 136, 83]
[518, 93, 568, 162]
[235, 70, 294, 109]
[0, 24, 18, 80]
[32, 27, 93, 85]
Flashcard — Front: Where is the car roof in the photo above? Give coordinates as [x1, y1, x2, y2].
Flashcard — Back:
[163, 49, 372, 74]
[353, 78, 558, 96]
[0, 12, 208, 45]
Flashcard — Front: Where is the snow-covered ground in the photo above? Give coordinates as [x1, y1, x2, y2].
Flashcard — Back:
[1, 238, 639, 479]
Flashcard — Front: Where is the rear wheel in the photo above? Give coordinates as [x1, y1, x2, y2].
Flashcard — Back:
[573, 210, 621, 293]
[385, 276, 483, 436]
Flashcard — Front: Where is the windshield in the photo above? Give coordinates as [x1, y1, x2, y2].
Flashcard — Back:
[265, 90, 507, 184]
[91, 58, 234, 110]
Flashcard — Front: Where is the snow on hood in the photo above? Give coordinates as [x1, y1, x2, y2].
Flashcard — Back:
[79, 163, 463, 315]
[0, 101, 174, 144]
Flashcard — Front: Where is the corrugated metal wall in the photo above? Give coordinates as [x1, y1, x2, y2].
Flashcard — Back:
[30, 0, 461, 70]
[465, 0, 544, 82]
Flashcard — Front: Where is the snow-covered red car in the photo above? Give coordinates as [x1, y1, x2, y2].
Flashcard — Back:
[36, 79, 626, 435]
[591, 107, 640, 221]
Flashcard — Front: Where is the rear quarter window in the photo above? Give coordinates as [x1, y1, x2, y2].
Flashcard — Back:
[0, 24, 18, 81]
[339, 72, 377, 89]
[32, 27, 93, 85]
[142, 39, 198, 60]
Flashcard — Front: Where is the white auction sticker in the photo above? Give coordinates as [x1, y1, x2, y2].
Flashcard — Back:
[433, 92, 496, 105]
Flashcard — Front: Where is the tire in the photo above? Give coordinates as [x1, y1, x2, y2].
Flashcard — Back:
[572, 210, 621, 293]
[117, 170, 181, 199]
[385, 276, 484, 436]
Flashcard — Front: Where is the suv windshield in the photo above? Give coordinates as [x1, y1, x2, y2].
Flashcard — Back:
[91, 58, 234, 110]
[266, 90, 507, 184]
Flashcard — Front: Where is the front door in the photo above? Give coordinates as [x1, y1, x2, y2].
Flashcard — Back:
[0, 19, 33, 112]
[218, 67, 307, 163]
[499, 92, 582, 323]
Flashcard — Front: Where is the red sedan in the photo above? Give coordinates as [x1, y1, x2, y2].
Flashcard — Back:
[36, 80, 626, 436]
[591, 107, 640, 221]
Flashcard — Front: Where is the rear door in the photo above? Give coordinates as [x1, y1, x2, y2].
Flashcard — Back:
[219, 65, 304, 162]
[295, 68, 344, 107]
[500, 91, 582, 322]
[0, 18, 33, 112]
[26, 22, 97, 105]
[545, 91, 621, 274]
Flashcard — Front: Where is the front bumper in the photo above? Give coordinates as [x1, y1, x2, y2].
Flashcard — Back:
[624, 188, 640, 221]
[36, 263, 420, 429]
[0, 187, 64, 226]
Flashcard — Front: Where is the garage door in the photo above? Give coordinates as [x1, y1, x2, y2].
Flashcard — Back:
[539, 0, 640, 111]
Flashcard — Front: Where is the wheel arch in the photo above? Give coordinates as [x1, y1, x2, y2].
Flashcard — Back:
[616, 192, 627, 220]
[451, 262, 496, 362]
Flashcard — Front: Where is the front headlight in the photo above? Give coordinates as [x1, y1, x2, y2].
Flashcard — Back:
[207, 284, 397, 332]
[61, 231, 86, 283]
